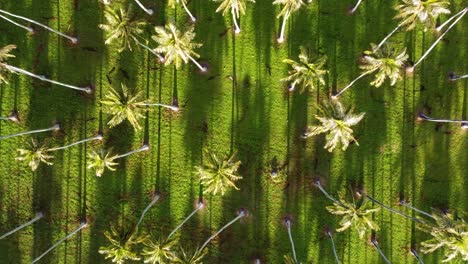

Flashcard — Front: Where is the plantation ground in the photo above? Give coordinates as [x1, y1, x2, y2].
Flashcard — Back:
[0, 0, 467, 263]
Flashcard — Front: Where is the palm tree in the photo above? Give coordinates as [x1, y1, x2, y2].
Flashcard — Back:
[283, 254, 297, 264]
[273, 0, 305, 43]
[102, 0, 154, 15]
[0, 212, 44, 240]
[0, 8, 78, 43]
[213, 0, 256, 34]
[449, 72, 468, 81]
[0, 123, 60, 141]
[135, 193, 160, 230]
[99, 224, 147, 264]
[16, 134, 103, 171]
[399, 199, 435, 220]
[418, 210, 468, 262]
[195, 149, 242, 196]
[283, 218, 298, 264]
[0, 110, 19, 123]
[173, 246, 207, 264]
[99, 6, 164, 60]
[349, 0, 364, 15]
[282, 46, 328, 93]
[371, 235, 391, 264]
[418, 112, 468, 130]
[333, 43, 408, 98]
[303, 100, 365, 152]
[314, 180, 380, 239]
[326, 230, 340, 264]
[406, 7, 467, 73]
[374, 0, 451, 51]
[436, 7, 467, 33]
[411, 247, 425, 264]
[101, 83, 178, 131]
[168, 0, 197, 22]
[152, 23, 206, 72]
[0, 45, 91, 93]
[87, 144, 149, 177]
[32, 221, 88, 264]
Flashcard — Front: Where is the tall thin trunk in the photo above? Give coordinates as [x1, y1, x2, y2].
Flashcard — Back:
[411, 248, 425, 264]
[0, 8, 77, 43]
[4, 64, 91, 93]
[232, 9, 240, 34]
[407, 8, 467, 72]
[314, 181, 344, 207]
[450, 73, 468, 80]
[138, 102, 179, 112]
[0, 13, 33, 32]
[374, 23, 403, 52]
[418, 112, 467, 125]
[333, 71, 371, 99]
[286, 220, 298, 264]
[0, 212, 43, 240]
[133, 37, 165, 61]
[133, 0, 153, 15]
[181, 0, 196, 22]
[0, 124, 59, 140]
[199, 210, 245, 252]
[168, 202, 204, 238]
[277, 10, 290, 43]
[48, 135, 103, 152]
[187, 54, 207, 72]
[366, 194, 423, 223]
[114, 144, 149, 160]
[31, 222, 87, 264]
[349, 0, 364, 14]
[399, 200, 434, 220]
[0, 112, 19, 123]
[436, 8, 467, 32]
[327, 231, 340, 264]
[371, 239, 391, 264]
[135, 194, 160, 229]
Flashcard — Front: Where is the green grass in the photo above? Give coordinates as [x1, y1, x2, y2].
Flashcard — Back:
[0, 0, 467, 263]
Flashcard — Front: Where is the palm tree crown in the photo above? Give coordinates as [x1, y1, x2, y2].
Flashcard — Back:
[282, 46, 328, 93]
[0, 44, 15, 84]
[213, 0, 255, 33]
[16, 139, 53, 171]
[361, 43, 408, 88]
[394, 0, 451, 31]
[304, 100, 365, 152]
[98, 225, 147, 264]
[142, 236, 178, 264]
[195, 149, 242, 196]
[87, 149, 119, 177]
[173, 246, 207, 264]
[273, 0, 304, 18]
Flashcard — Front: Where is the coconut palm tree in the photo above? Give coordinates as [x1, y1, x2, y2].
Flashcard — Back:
[0, 45, 91, 93]
[303, 100, 365, 152]
[411, 247, 425, 264]
[371, 236, 391, 264]
[282, 46, 328, 93]
[449, 72, 468, 81]
[314, 180, 380, 239]
[87, 144, 149, 177]
[0, 110, 19, 123]
[168, 0, 197, 22]
[326, 230, 340, 264]
[436, 7, 467, 32]
[0, 212, 44, 240]
[152, 23, 206, 72]
[418, 210, 468, 262]
[102, 0, 154, 15]
[333, 43, 408, 98]
[0, 8, 78, 43]
[32, 221, 88, 264]
[349, 0, 364, 14]
[99, 6, 164, 60]
[173, 246, 207, 264]
[273, 0, 305, 43]
[417, 112, 468, 129]
[0, 123, 60, 141]
[101, 83, 178, 131]
[99, 224, 147, 264]
[406, 7, 467, 73]
[284, 218, 298, 264]
[283, 254, 297, 264]
[16, 134, 103, 171]
[213, 0, 256, 34]
[195, 149, 242, 196]
[374, 0, 451, 51]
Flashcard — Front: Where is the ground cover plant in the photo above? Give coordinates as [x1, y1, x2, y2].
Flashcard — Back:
[0, 0, 467, 263]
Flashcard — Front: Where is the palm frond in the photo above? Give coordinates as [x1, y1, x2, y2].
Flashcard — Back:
[16, 139, 53, 171]
[273, 0, 305, 18]
[87, 148, 119, 177]
[99, 225, 147, 264]
[395, 0, 451, 31]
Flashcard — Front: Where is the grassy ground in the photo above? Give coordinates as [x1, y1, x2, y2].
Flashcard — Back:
[0, 0, 467, 263]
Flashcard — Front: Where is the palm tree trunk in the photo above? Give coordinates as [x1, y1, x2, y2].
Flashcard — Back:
[450, 73, 468, 80]
[0, 8, 77, 43]
[0, 212, 43, 240]
[114, 144, 149, 160]
[138, 102, 179, 111]
[31, 222, 87, 264]
[168, 202, 204, 238]
[133, 38, 165, 61]
[408, 8, 467, 72]
[418, 112, 467, 125]
[436, 8, 467, 32]
[4, 64, 91, 93]
[349, 0, 364, 14]
[232, 9, 240, 34]
[0, 124, 59, 140]
[371, 239, 391, 264]
[365, 195, 423, 223]
[374, 23, 403, 52]
[399, 201, 434, 220]
[0, 13, 33, 32]
[314, 181, 344, 207]
[187, 54, 207, 72]
[48, 135, 103, 151]
[411, 248, 425, 264]
[277, 10, 290, 43]
[180, 0, 196, 22]
[286, 220, 298, 264]
[135, 194, 160, 229]
[333, 71, 370, 99]
[326, 231, 340, 264]
[199, 210, 245, 252]
[0, 114, 18, 122]
[133, 0, 153, 15]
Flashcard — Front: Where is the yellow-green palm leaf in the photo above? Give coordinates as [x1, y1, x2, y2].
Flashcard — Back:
[173, 246, 207, 264]
[395, 0, 450, 31]
[16, 139, 53, 171]
[142, 236, 178, 264]
[214, 0, 255, 18]
[98, 225, 147, 264]
[0, 44, 16, 84]
[87, 149, 119, 177]
[273, 0, 304, 17]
